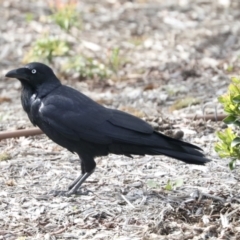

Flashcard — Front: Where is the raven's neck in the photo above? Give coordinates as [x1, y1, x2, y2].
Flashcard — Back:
[21, 83, 34, 113]
[20, 81, 61, 113]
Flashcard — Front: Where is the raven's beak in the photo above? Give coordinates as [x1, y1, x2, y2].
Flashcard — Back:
[5, 68, 28, 80]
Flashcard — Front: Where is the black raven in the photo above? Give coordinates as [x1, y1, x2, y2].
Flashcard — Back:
[5, 62, 210, 196]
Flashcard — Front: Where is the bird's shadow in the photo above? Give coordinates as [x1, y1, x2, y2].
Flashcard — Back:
[40, 189, 91, 198]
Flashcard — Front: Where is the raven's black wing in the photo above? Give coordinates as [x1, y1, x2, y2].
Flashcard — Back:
[39, 86, 153, 145]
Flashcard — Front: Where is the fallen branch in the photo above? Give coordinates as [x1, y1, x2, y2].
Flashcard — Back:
[0, 127, 43, 140]
[185, 113, 226, 121]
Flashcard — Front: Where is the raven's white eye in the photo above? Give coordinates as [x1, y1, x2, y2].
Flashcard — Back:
[31, 69, 37, 74]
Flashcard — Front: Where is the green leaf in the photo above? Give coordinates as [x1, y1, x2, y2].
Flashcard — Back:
[165, 180, 172, 191]
[229, 159, 236, 170]
[174, 179, 183, 188]
[165, 179, 183, 190]
[231, 137, 240, 148]
[147, 180, 158, 188]
[216, 128, 236, 143]
[231, 77, 240, 84]
[227, 128, 236, 141]
[232, 95, 240, 103]
[218, 95, 228, 103]
[223, 115, 237, 124]
[229, 84, 240, 95]
[234, 120, 240, 127]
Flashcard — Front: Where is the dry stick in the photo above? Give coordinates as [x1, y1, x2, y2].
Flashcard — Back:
[185, 113, 227, 121]
[0, 127, 43, 140]
[120, 194, 135, 209]
[0, 113, 227, 140]
[50, 225, 69, 235]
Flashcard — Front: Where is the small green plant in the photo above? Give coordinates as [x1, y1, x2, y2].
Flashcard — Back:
[50, 3, 80, 31]
[107, 47, 129, 79]
[109, 47, 121, 74]
[25, 13, 34, 22]
[165, 179, 183, 191]
[215, 77, 240, 169]
[226, 65, 234, 72]
[24, 36, 69, 63]
[64, 55, 112, 80]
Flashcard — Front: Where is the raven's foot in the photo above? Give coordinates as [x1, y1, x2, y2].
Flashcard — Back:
[65, 189, 91, 197]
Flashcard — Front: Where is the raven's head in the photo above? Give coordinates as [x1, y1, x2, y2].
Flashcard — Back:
[5, 62, 60, 89]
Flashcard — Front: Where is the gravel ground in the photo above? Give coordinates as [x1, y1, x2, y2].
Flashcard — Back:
[1, 0, 240, 239]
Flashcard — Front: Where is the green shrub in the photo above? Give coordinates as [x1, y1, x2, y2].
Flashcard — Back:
[215, 77, 240, 169]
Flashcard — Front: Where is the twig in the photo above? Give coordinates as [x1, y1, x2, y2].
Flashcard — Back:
[50, 225, 68, 235]
[185, 113, 226, 121]
[0, 128, 43, 140]
[120, 194, 135, 209]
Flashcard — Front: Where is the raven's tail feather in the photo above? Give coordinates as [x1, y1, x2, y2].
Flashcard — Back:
[110, 131, 210, 165]
[146, 147, 210, 165]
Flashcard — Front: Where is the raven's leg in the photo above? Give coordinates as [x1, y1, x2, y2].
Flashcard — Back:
[48, 155, 96, 197]
[65, 155, 96, 196]
[65, 169, 95, 196]
[68, 174, 83, 190]
[68, 161, 85, 190]
[48, 174, 92, 196]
